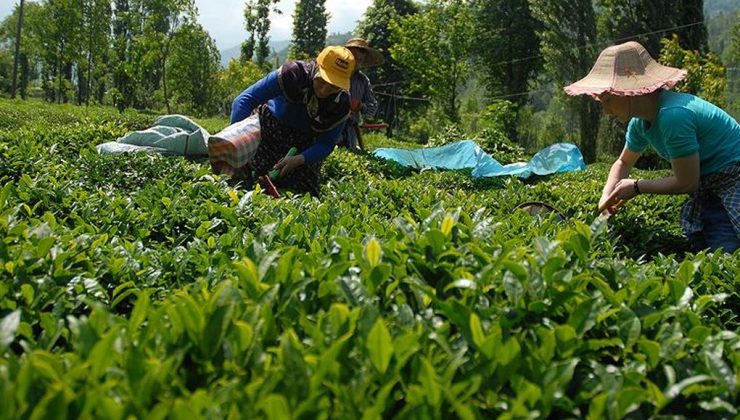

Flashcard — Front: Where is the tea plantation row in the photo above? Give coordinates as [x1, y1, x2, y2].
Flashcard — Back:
[0, 98, 737, 418]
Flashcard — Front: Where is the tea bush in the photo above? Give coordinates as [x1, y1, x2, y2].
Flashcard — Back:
[426, 100, 528, 164]
[0, 98, 737, 418]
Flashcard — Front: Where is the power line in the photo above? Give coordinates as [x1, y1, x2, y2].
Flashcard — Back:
[373, 81, 403, 88]
[483, 88, 553, 101]
[374, 91, 429, 102]
[373, 20, 711, 104]
[490, 20, 707, 69]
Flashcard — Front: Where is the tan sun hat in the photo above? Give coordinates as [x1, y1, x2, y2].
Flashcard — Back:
[564, 41, 687, 97]
[344, 38, 385, 68]
[316, 46, 355, 91]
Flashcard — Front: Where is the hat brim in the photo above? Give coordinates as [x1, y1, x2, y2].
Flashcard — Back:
[564, 64, 687, 97]
[347, 46, 385, 68]
[318, 65, 350, 91]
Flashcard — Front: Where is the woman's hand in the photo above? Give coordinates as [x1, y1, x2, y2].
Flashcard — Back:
[597, 195, 613, 216]
[273, 154, 305, 178]
[598, 195, 625, 217]
[598, 148, 640, 216]
[599, 178, 638, 214]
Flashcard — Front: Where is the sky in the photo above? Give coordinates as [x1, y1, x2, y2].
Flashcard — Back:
[194, 0, 373, 49]
[1, 0, 373, 50]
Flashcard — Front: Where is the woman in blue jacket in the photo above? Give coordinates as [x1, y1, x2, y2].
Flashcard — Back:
[565, 41, 740, 252]
[209, 46, 355, 193]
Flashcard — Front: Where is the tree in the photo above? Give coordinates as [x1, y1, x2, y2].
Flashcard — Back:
[728, 21, 740, 66]
[34, 0, 85, 103]
[356, 0, 418, 136]
[530, 0, 600, 163]
[290, 0, 328, 59]
[109, 0, 195, 111]
[471, 0, 541, 105]
[11, 0, 25, 99]
[390, 0, 474, 122]
[167, 22, 221, 115]
[220, 58, 267, 113]
[144, 0, 196, 113]
[111, 0, 135, 110]
[0, 33, 12, 95]
[596, 0, 707, 56]
[356, 0, 417, 85]
[78, 0, 112, 105]
[1, 2, 42, 99]
[659, 34, 726, 107]
[728, 22, 740, 117]
[242, 0, 280, 69]
[707, 10, 739, 64]
[676, 0, 707, 52]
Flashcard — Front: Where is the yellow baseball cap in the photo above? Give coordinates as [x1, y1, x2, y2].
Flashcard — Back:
[316, 46, 355, 91]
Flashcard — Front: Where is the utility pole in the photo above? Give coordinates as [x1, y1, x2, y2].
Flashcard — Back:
[11, 0, 26, 99]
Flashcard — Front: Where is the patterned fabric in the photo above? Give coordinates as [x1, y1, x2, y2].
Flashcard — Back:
[681, 161, 740, 239]
[208, 113, 262, 176]
[207, 106, 324, 194]
[349, 71, 379, 118]
[249, 105, 323, 195]
[340, 71, 379, 150]
[342, 119, 362, 151]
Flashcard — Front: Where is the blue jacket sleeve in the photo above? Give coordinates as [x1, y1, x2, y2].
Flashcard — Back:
[230, 71, 282, 124]
[301, 123, 345, 163]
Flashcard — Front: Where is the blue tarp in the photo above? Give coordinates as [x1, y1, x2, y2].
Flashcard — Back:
[372, 140, 586, 179]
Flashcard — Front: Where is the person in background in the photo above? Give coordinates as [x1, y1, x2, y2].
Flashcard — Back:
[209, 46, 355, 194]
[338, 38, 384, 152]
[565, 41, 740, 252]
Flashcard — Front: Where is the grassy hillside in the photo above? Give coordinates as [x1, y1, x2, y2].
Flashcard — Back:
[0, 99, 737, 418]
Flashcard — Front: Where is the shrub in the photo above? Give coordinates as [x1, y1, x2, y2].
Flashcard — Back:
[478, 99, 517, 141]
[407, 104, 454, 143]
[1, 98, 737, 419]
[426, 122, 466, 147]
[475, 128, 528, 164]
[660, 34, 728, 108]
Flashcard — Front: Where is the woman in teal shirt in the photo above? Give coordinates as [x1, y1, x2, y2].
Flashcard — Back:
[565, 41, 740, 252]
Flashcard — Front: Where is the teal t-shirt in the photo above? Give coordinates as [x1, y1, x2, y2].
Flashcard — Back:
[625, 90, 740, 175]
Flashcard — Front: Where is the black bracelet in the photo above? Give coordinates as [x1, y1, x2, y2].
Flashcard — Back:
[634, 179, 641, 195]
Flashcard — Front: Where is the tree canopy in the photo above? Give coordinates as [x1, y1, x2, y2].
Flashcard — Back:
[290, 0, 328, 60]
[0, 0, 736, 146]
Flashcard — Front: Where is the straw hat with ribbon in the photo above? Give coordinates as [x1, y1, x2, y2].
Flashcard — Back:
[564, 41, 687, 98]
[344, 38, 385, 69]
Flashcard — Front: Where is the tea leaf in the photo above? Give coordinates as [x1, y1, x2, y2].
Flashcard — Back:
[367, 318, 393, 374]
[365, 238, 382, 268]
